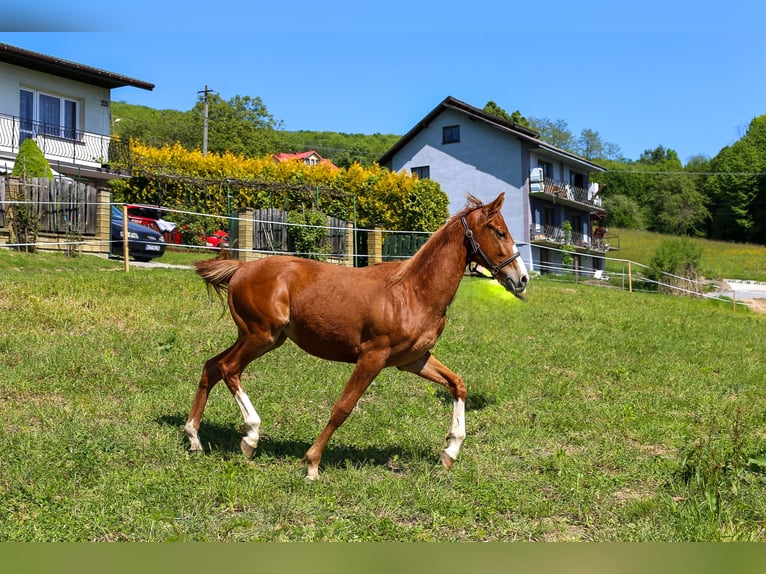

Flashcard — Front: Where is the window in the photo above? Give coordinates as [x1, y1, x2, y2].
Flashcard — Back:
[571, 214, 582, 237]
[538, 160, 553, 178]
[442, 125, 460, 144]
[411, 166, 430, 179]
[19, 89, 80, 140]
[19, 89, 34, 143]
[543, 206, 554, 226]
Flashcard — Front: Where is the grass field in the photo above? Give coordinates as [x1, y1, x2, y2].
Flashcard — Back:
[1, 248, 765, 541]
[606, 228, 766, 282]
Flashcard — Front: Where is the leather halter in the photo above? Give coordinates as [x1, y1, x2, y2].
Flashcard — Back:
[461, 216, 521, 277]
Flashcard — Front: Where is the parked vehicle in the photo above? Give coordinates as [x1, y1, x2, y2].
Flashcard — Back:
[125, 204, 181, 245]
[205, 229, 230, 250]
[111, 206, 166, 261]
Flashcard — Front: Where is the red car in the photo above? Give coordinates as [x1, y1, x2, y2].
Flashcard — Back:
[125, 205, 181, 245]
[205, 229, 230, 250]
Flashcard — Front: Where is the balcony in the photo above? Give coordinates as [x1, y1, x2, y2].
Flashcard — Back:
[530, 223, 619, 253]
[530, 177, 605, 212]
[0, 113, 130, 174]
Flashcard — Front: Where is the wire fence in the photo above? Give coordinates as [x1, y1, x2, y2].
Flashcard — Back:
[0, 199, 755, 309]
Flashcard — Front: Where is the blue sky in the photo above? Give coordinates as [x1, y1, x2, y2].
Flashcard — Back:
[3, 1, 765, 163]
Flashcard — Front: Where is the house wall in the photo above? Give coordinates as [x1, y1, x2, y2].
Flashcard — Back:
[0, 62, 112, 136]
[529, 197, 591, 240]
[386, 108, 532, 264]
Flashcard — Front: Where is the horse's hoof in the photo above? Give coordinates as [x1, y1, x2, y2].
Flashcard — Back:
[305, 468, 319, 481]
[440, 450, 455, 470]
[240, 438, 257, 459]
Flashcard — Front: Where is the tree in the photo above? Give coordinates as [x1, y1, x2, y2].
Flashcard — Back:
[483, 101, 532, 128]
[112, 101, 197, 149]
[192, 93, 287, 157]
[652, 174, 710, 236]
[705, 115, 766, 243]
[576, 128, 622, 161]
[602, 194, 646, 229]
[528, 117, 574, 150]
[639, 145, 682, 168]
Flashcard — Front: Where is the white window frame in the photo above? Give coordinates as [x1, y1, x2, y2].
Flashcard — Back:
[20, 88, 81, 141]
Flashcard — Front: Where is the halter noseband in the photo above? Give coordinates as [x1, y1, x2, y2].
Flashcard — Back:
[461, 216, 521, 277]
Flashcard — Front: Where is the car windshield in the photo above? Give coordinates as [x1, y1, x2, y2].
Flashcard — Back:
[111, 205, 123, 219]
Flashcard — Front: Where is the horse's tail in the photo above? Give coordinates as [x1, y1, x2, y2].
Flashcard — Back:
[194, 258, 243, 302]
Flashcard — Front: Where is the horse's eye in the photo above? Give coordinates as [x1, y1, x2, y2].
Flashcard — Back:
[495, 230, 506, 239]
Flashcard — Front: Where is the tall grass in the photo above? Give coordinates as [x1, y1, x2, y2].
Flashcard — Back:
[1, 249, 765, 541]
[608, 228, 766, 282]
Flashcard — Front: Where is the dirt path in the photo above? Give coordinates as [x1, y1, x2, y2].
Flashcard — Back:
[745, 299, 766, 314]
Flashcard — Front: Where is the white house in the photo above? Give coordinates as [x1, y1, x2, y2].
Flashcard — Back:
[379, 96, 610, 274]
[0, 42, 153, 184]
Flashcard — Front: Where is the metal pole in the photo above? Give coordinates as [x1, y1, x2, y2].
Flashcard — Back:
[198, 85, 211, 156]
[122, 204, 130, 273]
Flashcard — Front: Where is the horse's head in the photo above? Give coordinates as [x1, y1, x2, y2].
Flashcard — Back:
[462, 193, 529, 300]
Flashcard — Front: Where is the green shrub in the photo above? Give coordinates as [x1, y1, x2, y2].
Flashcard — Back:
[287, 207, 329, 260]
[8, 139, 53, 252]
[11, 139, 54, 178]
[560, 220, 575, 268]
[648, 237, 703, 294]
[603, 194, 646, 230]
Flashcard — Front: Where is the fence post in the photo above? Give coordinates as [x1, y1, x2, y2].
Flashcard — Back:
[122, 205, 130, 273]
[236, 208, 254, 261]
[95, 188, 112, 257]
[344, 221, 354, 266]
[368, 227, 382, 265]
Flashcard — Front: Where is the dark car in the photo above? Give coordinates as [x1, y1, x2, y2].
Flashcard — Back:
[111, 205, 166, 261]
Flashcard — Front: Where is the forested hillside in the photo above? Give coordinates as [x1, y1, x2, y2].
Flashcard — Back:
[111, 100, 398, 168]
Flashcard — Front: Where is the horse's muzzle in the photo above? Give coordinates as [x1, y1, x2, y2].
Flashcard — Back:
[504, 273, 528, 300]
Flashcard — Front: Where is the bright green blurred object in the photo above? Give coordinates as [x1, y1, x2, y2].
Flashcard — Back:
[461, 276, 523, 304]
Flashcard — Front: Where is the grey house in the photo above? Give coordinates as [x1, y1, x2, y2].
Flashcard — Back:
[0, 42, 154, 185]
[379, 96, 609, 274]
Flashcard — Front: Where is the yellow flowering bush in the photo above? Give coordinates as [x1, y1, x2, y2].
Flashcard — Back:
[111, 141, 448, 231]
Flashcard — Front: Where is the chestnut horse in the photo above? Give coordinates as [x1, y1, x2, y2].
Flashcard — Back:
[184, 193, 528, 479]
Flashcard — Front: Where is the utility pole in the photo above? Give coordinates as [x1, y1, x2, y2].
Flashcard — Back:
[198, 85, 212, 156]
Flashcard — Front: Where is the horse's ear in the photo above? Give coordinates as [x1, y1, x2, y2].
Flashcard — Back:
[484, 193, 505, 217]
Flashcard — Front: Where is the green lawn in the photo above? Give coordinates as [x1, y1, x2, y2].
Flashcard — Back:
[1, 249, 765, 541]
[607, 228, 766, 282]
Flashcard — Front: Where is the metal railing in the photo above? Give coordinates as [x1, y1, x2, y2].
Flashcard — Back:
[0, 113, 130, 172]
[529, 223, 618, 252]
[534, 177, 603, 209]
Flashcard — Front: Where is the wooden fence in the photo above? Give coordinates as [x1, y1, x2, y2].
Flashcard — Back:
[0, 176, 98, 234]
[251, 208, 348, 256]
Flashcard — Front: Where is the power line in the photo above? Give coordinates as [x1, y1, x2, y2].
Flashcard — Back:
[602, 170, 766, 176]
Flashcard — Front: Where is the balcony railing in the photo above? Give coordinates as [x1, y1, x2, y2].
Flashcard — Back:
[0, 113, 130, 173]
[530, 223, 619, 252]
[532, 177, 603, 209]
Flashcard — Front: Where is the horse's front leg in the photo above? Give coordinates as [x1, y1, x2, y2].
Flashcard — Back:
[398, 352, 467, 469]
[304, 350, 388, 480]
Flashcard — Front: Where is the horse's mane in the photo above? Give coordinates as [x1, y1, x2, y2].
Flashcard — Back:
[388, 194, 484, 286]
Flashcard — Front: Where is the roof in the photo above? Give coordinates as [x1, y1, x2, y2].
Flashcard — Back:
[379, 96, 605, 173]
[0, 43, 154, 91]
[274, 150, 322, 162]
[273, 150, 338, 168]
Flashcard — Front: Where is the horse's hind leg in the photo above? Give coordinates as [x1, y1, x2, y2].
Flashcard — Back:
[184, 347, 228, 453]
[398, 352, 467, 470]
[184, 332, 286, 457]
